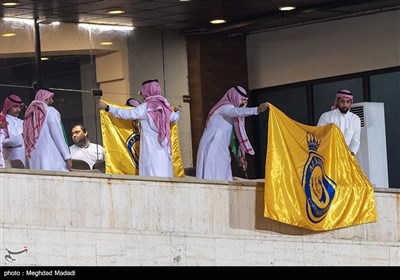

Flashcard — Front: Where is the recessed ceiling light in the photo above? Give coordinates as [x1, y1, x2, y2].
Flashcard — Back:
[2, 33, 16, 37]
[100, 41, 113, 46]
[210, 19, 226, 24]
[1, 1, 20, 7]
[41, 57, 49, 61]
[279, 6, 296, 11]
[107, 9, 125, 15]
[79, 23, 134, 31]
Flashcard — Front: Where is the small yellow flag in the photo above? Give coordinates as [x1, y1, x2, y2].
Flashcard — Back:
[264, 104, 377, 231]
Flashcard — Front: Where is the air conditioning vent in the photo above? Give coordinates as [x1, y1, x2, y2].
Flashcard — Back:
[350, 105, 365, 127]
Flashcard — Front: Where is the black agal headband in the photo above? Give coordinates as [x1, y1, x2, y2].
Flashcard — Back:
[142, 79, 159, 85]
[234, 86, 248, 98]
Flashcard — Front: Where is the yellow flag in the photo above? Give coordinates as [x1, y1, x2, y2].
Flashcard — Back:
[264, 104, 377, 231]
[170, 123, 185, 177]
[100, 102, 185, 177]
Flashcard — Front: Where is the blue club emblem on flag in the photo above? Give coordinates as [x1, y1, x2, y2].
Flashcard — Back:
[126, 127, 140, 169]
[302, 132, 336, 223]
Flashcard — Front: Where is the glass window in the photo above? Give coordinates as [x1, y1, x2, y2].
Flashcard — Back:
[370, 71, 400, 187]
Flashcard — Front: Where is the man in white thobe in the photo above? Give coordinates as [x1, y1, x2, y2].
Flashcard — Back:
[317, 89, 361, 156]
[2, 94, 27, 167]
[98, 79, 181, 177]
[23, 88, 72, 171]
[0, 114, 7, 168]
[196, 86, 269, 181]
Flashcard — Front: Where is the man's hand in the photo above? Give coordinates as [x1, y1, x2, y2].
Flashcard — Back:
[66, 158, 73, 171]
[174, 105, 183, 113]
[257, 102, 269, 113]
[0, 120, 8, 129]
[97, 99, 108, 110]
[239, 156, 248, 171]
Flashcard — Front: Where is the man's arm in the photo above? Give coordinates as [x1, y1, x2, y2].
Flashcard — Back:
[317, 112, 328, 126]
[3, 134, 23, 148]
[349, 116, 361, 155]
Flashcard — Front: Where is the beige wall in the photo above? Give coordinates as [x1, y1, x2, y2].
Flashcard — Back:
[247, 10, 400, 89]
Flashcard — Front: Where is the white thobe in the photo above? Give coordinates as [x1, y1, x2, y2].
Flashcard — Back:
[0, 129, 6, 168]
[70, 142, 105, 169]
[196, 104, 259, 181]
[28, 106, 71, 171]
[317, 109, 361, 154]
[108, 103, 180, 177]
[3, 114, 26, 166]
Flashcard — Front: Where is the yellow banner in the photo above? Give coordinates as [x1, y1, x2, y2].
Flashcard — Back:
[264, 104, 377, 231]
[170, 123, 185, 178]
[100, 103, 185, 177]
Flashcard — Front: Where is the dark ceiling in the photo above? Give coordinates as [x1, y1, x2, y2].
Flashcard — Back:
[1, 0, 400, 35]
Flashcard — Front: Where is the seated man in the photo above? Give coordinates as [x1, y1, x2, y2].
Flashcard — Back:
[69, 124, 104, 169]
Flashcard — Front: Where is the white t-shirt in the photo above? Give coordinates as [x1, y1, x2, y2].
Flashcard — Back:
[70, 142, 105, 169]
